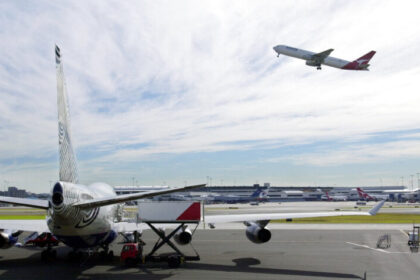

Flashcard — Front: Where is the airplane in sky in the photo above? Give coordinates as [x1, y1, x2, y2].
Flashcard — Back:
[321, 191, 347, 201]
[0, 46, 385, 261]
[273, 45, 376, 70]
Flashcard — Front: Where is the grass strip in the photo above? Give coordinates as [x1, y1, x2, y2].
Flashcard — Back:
[0, 215, 45, 220]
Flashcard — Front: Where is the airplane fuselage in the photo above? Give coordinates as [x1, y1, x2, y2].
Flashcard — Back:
[273, 45, 372, 70]
[47, 182, 120, 248]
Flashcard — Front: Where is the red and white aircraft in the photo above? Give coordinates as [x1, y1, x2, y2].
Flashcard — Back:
[273, 45, 376, 70]
[322, 191, 347, 201]
[357, 188, 388, 201]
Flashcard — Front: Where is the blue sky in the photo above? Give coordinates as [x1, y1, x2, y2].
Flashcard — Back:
[1, 0, 420, 192]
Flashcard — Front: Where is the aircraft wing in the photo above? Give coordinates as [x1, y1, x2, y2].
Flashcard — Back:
[0, 197, 49, 209]
[73, 184, 205, 209]
[206, 200, 385, 224]
[311, 48, 334, 63]
[0, 219, 49, 232]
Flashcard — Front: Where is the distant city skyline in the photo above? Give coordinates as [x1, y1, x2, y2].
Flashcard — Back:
[1, 1, 420, 192]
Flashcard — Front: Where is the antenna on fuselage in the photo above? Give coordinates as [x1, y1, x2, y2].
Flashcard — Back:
[56, 45, 79, 184]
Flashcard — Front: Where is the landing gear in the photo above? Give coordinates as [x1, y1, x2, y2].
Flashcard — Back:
[41, 236, 57, 262]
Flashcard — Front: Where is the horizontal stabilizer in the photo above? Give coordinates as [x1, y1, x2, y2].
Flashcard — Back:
[0, 197, 49, 209]
[73, 184, 205, 209]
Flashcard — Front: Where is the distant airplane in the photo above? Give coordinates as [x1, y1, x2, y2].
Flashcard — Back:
[273, 45, 376, 70]
[213, 185, 270, 203]
[322, 191, 347, 201]
[357, 188, 388, 201]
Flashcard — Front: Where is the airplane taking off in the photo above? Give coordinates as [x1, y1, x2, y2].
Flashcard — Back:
[0, 46, 385, 262]
[273, 45, 376, 70]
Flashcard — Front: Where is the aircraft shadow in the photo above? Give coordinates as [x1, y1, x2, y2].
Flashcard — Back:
[0, 251, 172, 280]
[0, 251, 362, 280]
[183, 257, 363, 279]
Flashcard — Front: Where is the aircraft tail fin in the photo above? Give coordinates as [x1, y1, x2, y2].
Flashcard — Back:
[357, 187, 374, 200]
[325, 191, 331, 201]
[356, 188, 364, 198]
[56, 45, 79, 184]
[353, 51, 376, 65]
[251, 185, 270, 199]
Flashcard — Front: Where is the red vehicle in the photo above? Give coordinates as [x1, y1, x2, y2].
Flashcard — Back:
[25, 233, 59, 247]
[121, 243, 143, 266]
[120, 242, 189, 268]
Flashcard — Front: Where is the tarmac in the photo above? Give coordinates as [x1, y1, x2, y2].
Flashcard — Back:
[1, 201, 420, 279]
[1, 228, 420, 280]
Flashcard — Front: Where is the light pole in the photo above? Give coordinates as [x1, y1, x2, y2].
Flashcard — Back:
[411, 175, 414, 191]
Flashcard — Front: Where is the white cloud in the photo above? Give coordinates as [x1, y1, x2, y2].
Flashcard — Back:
[270, 139, 420, 166]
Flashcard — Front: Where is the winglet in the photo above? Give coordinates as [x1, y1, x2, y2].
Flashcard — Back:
[368, 200, 385, 215]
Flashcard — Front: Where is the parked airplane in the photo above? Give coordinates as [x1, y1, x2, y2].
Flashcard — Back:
[0, 46, 385, 261]
[357, 188, 388, 201]
[212, 185, 270, 203]
[321, 192, 347, 201]
[273, 45, 376, 70]
[0, 46, 204, 259]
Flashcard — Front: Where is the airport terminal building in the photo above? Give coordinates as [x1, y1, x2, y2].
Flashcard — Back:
[114, 184, 419, 203]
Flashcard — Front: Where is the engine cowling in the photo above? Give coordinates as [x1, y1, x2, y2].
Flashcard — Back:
[174, 228, 192, 245]
[305, 60, 319, 67]
[245, 223, 271, 244]
[0, 232, 19, 249]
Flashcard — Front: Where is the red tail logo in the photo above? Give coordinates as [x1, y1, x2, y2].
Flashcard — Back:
[357, 188, 373, 200]
[342, 51, 376, 70]
[355, 51, 376, 65]
[325, 191, 332, 201]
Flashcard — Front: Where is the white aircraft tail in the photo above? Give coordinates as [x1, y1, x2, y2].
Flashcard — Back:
[55, 45, 79, 183]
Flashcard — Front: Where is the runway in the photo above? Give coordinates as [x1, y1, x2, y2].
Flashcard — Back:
[1, 228, 419, 280]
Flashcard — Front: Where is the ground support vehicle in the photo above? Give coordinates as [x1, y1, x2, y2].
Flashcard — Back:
[121, 222, 200, 268]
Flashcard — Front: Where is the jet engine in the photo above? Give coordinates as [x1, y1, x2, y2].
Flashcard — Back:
[174, 228, 192, 245]
[305, 60, 319, 67]
[245, 223, 271, 244]
[0, 231, 20, 249]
